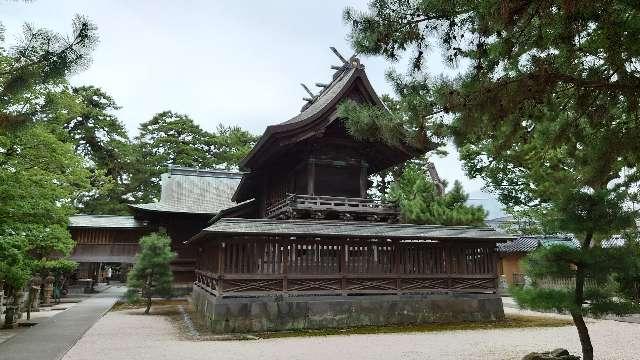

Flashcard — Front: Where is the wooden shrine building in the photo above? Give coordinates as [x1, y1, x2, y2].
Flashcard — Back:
[68, 215, 150, 281]
[69, 167, 245, 290]
[68, 50, 510, 332]
[187, 53, 511, 333]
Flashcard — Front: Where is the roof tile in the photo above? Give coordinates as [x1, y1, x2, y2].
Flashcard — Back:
[131, 167, 243, 214]
[69, 215, 147, 229]
[193, 218, 512, 242]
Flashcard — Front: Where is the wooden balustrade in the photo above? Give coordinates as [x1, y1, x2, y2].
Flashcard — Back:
[195, 235, 500, 297]
[195, 270, 497, 297]
[265, 193, 399, 220]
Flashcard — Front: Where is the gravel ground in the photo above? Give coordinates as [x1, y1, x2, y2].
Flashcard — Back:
[62, 307, 640, 360]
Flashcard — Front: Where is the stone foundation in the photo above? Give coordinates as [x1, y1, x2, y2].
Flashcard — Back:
[191, 286, 504, 333]
[172, 283, 193, 297]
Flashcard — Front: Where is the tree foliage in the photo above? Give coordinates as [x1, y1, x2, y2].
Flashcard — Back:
[0, 123, 91, 293]
[43, 85, 134, 214]
[339, 77, 445, 152]
[0, 15, 97, 128]
[512, 241, 640, 315]
[126, 232, 175, 314]
[132, 111, 257, 202]
[344, 1, 640, 358]
[0, 16, 97, 327]
[388, 164, 486, 226]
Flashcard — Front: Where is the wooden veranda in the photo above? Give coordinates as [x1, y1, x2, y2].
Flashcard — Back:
[191, 219, 505, 298]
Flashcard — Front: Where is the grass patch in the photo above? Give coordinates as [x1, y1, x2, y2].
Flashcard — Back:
[255, 314, 573, 339]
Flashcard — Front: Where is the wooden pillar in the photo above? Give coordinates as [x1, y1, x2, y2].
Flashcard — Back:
[446, 243, 453, 289]
[340, 240, 348, 296]
[360, 161, 368, 198]
[307, 158, 315, 196]
[217, 242, 225, 297]
[258, 179, 268, 218]
[282, 237, 288, 293]
[492, 243, 500, 292]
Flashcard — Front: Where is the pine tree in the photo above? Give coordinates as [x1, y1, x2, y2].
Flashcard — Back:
[43, 85, 135, 214]
[0, 13, 97, 327]
[342, 2, 640, 358]
[126, 233, 175, 314]
[388, 164, 486, 226]
[131, 111, 258, 202]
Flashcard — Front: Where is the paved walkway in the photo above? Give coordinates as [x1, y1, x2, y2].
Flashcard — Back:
[0, 285, 125, 360]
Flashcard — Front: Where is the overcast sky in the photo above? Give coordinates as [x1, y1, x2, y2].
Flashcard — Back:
[3, 0, 506, 218]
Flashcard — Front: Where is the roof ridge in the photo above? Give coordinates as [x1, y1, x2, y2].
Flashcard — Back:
[168, 166, 245, 178]
[218, 218, 493, 230]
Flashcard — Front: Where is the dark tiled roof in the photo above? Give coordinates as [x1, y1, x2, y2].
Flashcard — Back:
[69, 215, 147, 229]
[130, 167, 244, 215]
[191, 218, 512, 243]
[238, 60, 386, 172]
[498, 236, 578, 254]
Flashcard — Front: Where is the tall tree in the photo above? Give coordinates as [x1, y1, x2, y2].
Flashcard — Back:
[343, 1, 640, 358]
[0, 123, 91, 325]
[388, 163, 486, 226]
[44, 85, 134, 214]
[0, 15, 97, 326]
[126, 232, 175, 314]
[0, 15, 97, 127]
[132, 111, 220, 202]
[132, 111, 257, 202]
[211, 124, 258, 167]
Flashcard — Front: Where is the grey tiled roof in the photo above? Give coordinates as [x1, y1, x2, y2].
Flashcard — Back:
[69, 215, 147, 229]
[498, 236, 578, 254]
[193, 218, 512, 242]
[131, 167, 244, 215]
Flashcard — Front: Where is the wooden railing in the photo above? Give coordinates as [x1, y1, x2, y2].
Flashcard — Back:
[195, 270, 498, 297]
[511, 275, 601, 289]
[536, 277, 599, 290]
[265, 194, 399, 219]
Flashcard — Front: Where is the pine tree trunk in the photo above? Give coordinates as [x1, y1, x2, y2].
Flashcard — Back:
[144, 272, 152, 315]
[571, 310, 593, 360]
[572, 232, 594, 360]
[145, 295, 151, 315]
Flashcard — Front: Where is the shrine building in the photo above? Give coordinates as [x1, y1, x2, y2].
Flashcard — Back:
[69, 51, 511, 332]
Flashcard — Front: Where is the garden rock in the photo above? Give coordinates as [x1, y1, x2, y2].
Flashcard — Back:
[522, 348, 580, 360]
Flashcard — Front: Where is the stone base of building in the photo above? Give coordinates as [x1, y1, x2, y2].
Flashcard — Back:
[172, 283, 193, 297]
[191, 286, 504, 333]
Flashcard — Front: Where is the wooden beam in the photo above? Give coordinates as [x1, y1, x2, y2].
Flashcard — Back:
[300, 83, 315, 98]
[330, 46, 348, 64]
